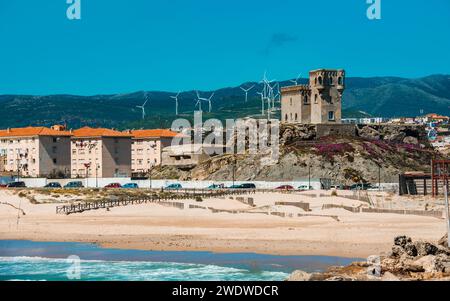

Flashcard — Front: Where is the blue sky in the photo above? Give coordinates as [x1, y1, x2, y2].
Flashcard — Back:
[0, 0, 449, 95]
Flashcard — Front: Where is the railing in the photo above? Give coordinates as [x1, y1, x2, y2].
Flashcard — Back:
[56, 189, 256, 215]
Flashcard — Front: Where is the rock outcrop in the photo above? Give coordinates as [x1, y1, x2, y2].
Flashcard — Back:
[287, 234, 450, 281]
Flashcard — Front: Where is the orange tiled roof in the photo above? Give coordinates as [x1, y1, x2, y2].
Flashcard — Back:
[72, 127, 132, 138]
[0, 126, 72, 138]
[130, 129, 180, 138]
[426, 113, 449, 119]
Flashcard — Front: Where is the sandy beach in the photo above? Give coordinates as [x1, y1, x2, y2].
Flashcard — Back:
[0, 189, 446, 258]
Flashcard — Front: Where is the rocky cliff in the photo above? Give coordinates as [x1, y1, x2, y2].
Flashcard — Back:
[152, 124, 439, 184]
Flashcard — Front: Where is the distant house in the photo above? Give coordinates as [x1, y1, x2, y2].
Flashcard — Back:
[422, 113, 450, 124]
[71, 127, 132, 178]
[161, 143, 226, 168]
[0, 125, 72, 177]
[129, 129, 179, 173]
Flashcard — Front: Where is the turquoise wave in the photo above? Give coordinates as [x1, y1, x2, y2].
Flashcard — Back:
[0, 256, 289, 281]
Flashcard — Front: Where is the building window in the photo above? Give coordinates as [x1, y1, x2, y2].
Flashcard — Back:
[328, 111, 335, 121]
[314, 94, 318, 103]
[52, 146, 57, 154]
[295, 113, 298, 121]
[290, 113, 292, 121]
[285, 114, 288, 121]
[290, 98, 292, 106]
[338, 77, 343, 85]
[304, 95, 308, 104]
[318, 76, 323, 85]
[53, 158, 57, 164]
[328, 76, 333, 85]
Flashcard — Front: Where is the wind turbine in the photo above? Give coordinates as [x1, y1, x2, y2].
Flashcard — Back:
[240, 85, 255, 103]
[136, 92, 149, 120]
[257, 91, 265, 116]
[170, 92, 181, 115]
[196, 91, 215, 113]
[195, 91, 203, 112]
[290, 73, 302, 85]
[206, 92, 215, 112]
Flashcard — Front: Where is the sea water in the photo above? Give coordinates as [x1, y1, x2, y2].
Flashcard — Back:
[0, 240, 360, 281]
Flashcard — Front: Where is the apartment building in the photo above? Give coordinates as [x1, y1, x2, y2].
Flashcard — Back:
[0, 126, 72, 177]
[130, 129, 178, 173]
[71, 127, 132, 178]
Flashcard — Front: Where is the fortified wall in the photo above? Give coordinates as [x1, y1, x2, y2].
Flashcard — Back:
[280, 123, 430, 146]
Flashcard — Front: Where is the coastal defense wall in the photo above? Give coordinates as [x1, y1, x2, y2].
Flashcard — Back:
[281, 123, 429, 146]
[316, 124, 356, 138]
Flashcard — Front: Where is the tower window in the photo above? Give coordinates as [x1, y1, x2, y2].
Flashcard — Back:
[304, 95, 308, 104]
[338, 77, 343, 85]
[314, 94, 318, 103]
[329, 76, 333, 85]
[285, 114, 288, 121]
[318, 76, 323, 85]
[328, 111, 335, 121]
[295, 113, 298, 121]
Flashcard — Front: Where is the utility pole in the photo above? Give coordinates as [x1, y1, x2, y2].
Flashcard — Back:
[232, 158, 236, 186]
[445, 178, 450, 247]
[148, 166, 153, 189]
[308, 165, 311, 190]
[95, 164, 99, 188]
[378, 164, 381, 191]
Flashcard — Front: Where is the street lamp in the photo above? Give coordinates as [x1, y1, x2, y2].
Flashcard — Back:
[232, 158, 236, 186]
[95, 163, 100, 188]
[308, 165, 311, 190]
[148, 165, 154, 189]
[84, 163, 91, 188]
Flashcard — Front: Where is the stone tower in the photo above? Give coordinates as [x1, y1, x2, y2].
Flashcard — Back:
[280, 68, 345, 124]
[309, 69, 345, 124]
[280, 85, 311, 123]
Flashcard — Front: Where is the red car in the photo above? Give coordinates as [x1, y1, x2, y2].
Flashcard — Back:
[275, 185, 294, 191]
[104, 183, 122, 188]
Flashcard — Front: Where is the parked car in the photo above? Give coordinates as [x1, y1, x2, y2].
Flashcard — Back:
[229, 183, 256, 189]
[228, 184, 242, 189]
[165, 183, 182, 190]
[298, 185, 313, 191]
[6, 181, 26, 188]
[0, 183, 7, 188]
[64, 181, 84, 188]
[240, 183, 256, 189]
[350, 183, 373, 191]
[122, 183, 139, 189]
[44, 182, 62, 188]
[104, 183, 122, 189]
[207, 183, 224, 189]
[275, 185, 294, 191]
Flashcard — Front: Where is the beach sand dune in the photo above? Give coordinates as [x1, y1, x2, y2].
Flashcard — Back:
[0, 190, 445, 258]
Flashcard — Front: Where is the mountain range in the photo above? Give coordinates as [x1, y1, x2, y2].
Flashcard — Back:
[1, 74, 449, 130]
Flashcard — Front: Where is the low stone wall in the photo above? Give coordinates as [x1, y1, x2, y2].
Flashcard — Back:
[275, 201, 310, 211]
[321, 203, 361, 213]
[361, 207, 443, 218]
[234, 196, 255, 207]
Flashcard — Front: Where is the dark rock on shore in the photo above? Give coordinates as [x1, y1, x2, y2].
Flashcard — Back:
[287, 234, 450, 281]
